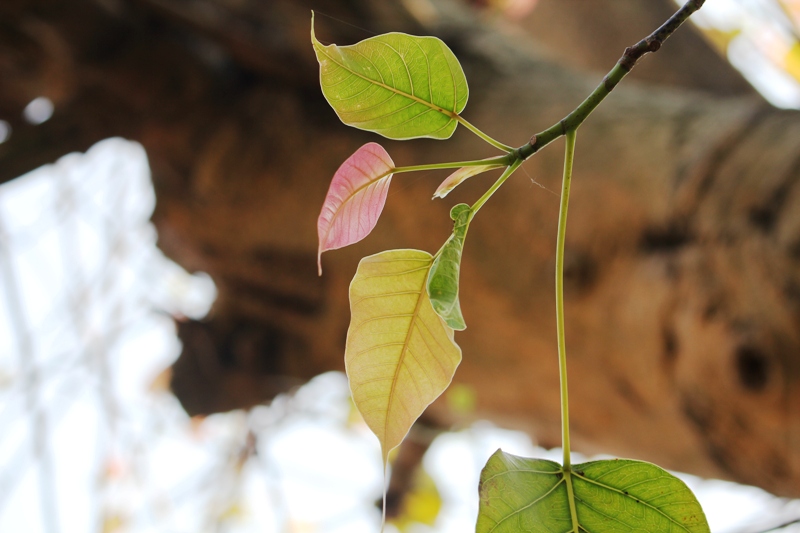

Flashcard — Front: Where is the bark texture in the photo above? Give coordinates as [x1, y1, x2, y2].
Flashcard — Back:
[2, 0, 800, 499]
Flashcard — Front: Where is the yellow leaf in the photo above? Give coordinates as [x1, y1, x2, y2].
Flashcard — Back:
[697, 27, 740, 55]
[784, 41, 800, 83]
[101, 513, 126, 533]
[446, 382, 477, 416]
[392, 471, 443, 531]
[219, 503, 245, 522]
[346, 249, 462, 462]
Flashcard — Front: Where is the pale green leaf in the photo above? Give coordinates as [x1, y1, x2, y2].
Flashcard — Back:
[346, 249, 462, 461]
[433, 163, 504, 199]
[427, 204, 471, 330]
[311, 13, 468, 140]
[477, 450, 710, 533]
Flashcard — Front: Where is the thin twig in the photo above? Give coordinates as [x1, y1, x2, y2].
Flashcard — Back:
[517, 0, 705, 158]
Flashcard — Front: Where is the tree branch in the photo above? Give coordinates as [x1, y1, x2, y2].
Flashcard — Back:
[517, 0, 706, 159]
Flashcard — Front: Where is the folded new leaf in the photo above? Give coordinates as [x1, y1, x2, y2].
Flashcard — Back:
[312, 13, 468, 140]
[433, 163, 504, 199]
[317, 142, 394, 275]
[427, 204, 472, 330]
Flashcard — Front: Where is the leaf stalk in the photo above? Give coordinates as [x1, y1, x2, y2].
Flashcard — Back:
[392, 154, 513, 175]
[456, 116, 515, 153]
[470, 160, 523, 215]
[556, 129, 577, 468]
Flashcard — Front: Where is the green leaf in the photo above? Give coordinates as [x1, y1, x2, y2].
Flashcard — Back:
[477, 450, 710, 533]
[427, 204, 471, 330]
[346, 249, 462, 462]
[311, 13, 468, 140]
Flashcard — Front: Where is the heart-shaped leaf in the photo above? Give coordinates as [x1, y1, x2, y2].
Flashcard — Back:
[427, 204, 472, 330]
[317, 142, 394, 274]
[312, 14, 468, 140]
[477, 450, 710, 533]
[433, 163, 504, 199]
[346, 249, 462, 461]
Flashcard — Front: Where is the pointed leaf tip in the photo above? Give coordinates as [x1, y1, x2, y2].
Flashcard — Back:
[317, 143, 395, 271]
[313, 29, 468, 140]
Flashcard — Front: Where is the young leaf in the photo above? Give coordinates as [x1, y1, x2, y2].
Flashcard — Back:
[427, 204, 471, 330]
[433, 163, 504, 199]
[311, 14, 468, 140]
[346, 249, 462, 462]
[477, 450, 710, 533]
[317, 142, 394, 275]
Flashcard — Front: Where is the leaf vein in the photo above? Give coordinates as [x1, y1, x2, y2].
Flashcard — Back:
[486, 479, 566, 533]
[573, 473, 695, 533]
[314, 43, 459, 121]
[384, 261, 431, 448]
[480, 467, 562, 485]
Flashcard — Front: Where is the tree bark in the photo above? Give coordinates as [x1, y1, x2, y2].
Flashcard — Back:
[2, 0, 799, 499]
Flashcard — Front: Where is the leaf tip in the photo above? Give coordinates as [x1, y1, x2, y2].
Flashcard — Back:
[310, 10, 318, 45]
[432, 184, 450, 200]
[317, 252, 323, 276]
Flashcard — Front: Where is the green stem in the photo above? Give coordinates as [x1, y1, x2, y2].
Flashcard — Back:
[470, 160, 523, 215]
[456, 116, 515, 153]
[516, 0, 704, 160]
[462, 4, 705, 458]
[556, 129, 577, 468]
[393, 154, 513, 175]
[400, 0, 704, 210]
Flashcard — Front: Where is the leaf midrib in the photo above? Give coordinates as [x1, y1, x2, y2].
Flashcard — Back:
[320, 168, 393, 251]
[570, 470, 695, 533]
[384, 259, 434, 450]
[313, 40, 460, 121]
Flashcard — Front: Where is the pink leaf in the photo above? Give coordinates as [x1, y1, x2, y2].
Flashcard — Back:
[433, 162, 504, 199]
[317, 143, 395, 275]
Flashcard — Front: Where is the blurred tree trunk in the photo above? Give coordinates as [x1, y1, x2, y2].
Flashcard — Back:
[2, 0, 800, 499]
[519, 0, 755, 96]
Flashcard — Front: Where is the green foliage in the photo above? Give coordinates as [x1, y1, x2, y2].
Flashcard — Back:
[478, 450, 710, 533]
[312, 2, 710, 530]
[427, 203, 472, 330]
[345, 249, 461, 463]
[311, 14, 468, 140]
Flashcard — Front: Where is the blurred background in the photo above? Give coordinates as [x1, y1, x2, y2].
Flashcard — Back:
[2, 0, 800, 532]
